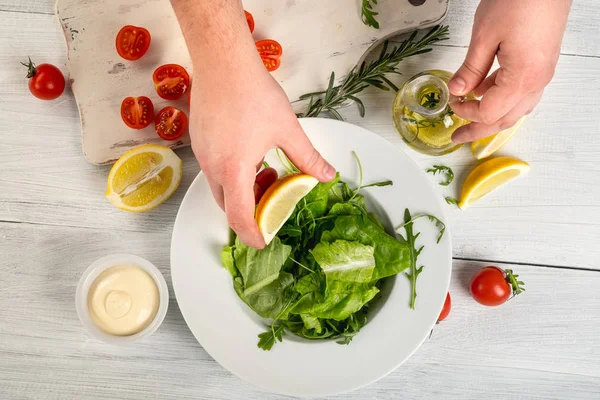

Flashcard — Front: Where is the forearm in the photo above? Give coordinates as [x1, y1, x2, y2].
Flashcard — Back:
[170, 0, 262, 76]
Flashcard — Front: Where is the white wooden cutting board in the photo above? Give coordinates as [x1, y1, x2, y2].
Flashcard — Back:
[56, 0, 448, 165]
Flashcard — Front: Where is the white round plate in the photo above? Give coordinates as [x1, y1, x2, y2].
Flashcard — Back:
[171, 118, 451, 397]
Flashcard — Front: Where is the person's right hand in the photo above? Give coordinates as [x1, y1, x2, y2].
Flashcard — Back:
[190, 61, 336, 249]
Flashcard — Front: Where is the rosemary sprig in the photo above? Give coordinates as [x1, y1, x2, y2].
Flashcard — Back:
[296, 25, 449, 119]
[361, 0, 380, 29]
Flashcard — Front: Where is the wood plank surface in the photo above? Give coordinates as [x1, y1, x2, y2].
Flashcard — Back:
[0, 224, 598, 399]
[1, 1, 600, 398]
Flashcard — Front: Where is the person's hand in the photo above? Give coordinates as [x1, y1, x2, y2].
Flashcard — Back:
[190, 63, 336, 249]
[448, 0, 571, 143]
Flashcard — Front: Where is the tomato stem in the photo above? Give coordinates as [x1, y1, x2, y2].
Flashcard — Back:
[21, 56, 36, 79]
[504, 269, 525, 296]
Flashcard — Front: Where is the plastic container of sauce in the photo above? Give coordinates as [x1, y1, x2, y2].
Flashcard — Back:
[76, 254, 169, 344]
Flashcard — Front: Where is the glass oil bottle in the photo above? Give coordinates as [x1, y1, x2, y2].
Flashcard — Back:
[392, 70, 475, 156]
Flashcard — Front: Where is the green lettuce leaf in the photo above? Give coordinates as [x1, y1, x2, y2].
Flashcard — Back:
[220, 245, 238, 278]
[233, 237, 292, 296]
[235, 272, 296, 319]
[292, 280, 379, 321]
[321, 214, 410, 280]
[311, 240, 376, 283]
[302, 173, 341, 218]
[295, 272, 323, 295]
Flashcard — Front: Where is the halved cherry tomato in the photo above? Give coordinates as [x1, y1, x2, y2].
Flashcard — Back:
[437, 292, 451, 322]
[115, 25, 151, 61]
[245, 10, 255, 33]
[120, 96, 154, 129]
[153, 64, 190, 100]
[22, 58, 65, 100]
[155, 106, 188, 141]
[254, 167, 278, 203]
[255, 39, 282, 72]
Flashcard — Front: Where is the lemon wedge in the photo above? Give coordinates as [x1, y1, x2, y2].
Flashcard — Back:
[471, 116, 527, 160]
[458, 157, 530, 209]
[256, 173, 318, 245]
[105, 144, 182, 212]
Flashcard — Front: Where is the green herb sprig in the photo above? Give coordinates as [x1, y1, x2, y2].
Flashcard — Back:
[396, 211, 446, 309]
[361, 0, 380, 29]
[296, 25, 449, 119]
[426, 165, 454, 186]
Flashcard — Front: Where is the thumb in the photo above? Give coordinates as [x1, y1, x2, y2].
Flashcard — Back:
[280, 128, 336, 182]
[448, 38, 497, 96]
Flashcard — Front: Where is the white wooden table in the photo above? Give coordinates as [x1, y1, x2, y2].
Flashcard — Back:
[1, 1, 599, 399]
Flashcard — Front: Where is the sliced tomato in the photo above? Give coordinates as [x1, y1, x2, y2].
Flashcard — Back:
[245, 10, 255, 33]
[155, 106, 188, 141]
[116, 25, 151, 61]
[255, 39, 282, 72]
[153, 64, 190, 100]
[121, 96, 154, 129]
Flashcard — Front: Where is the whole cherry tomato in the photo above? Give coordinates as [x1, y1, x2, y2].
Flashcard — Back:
[438, 292, 451, 321]
[470, 266, 525, 306]
[22, 58, 65, 100]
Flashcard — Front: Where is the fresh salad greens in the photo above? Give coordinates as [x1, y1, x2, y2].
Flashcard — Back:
[221, 154, 446, 350]
[361, 0, 380, 29]
[426, 165, 454, 186]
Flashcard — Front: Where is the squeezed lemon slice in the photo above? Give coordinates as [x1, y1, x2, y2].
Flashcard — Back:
[255, 173, 318, 245]
[459, 157, 530, 209]
[471, 116, 527, 160]
[105, 144, 182, 212]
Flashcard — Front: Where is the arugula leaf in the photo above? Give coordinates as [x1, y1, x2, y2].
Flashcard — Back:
[399, 209, 424, 310]
[396, 209, 446, 309]
[361, 180, 393, 189]
[311, 240, 376, 283]
[445, 196, 459, 206]
[396, 214, 446, 244]
[257, 324, 286, 351]
[361, 0, 380, 29]
[426, 165, 454, 186]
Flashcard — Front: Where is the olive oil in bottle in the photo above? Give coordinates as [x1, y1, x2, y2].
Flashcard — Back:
[392, 70, 475, 156]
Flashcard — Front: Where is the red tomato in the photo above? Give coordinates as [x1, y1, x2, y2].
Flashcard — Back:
[22, 58, 65, 100]
[253, 184, 264, 204]
[254, 168, 278, 204]
[120, 96, 154, 129]
[153, 64, 190, 100]
[245, 10, 255, 33]
[155, 106, 188, 141]
[255, 39, 282, 72]
[437, 292, 451, 321]
[470, 266, 525, 306]
[115, 25, 151, 61]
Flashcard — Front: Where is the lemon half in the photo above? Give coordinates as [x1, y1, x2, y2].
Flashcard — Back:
[255, 173, 318, 245]
[471, 116, 527, 160]
[106, 145, 182, 212]
[459, 157, 530, 209]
